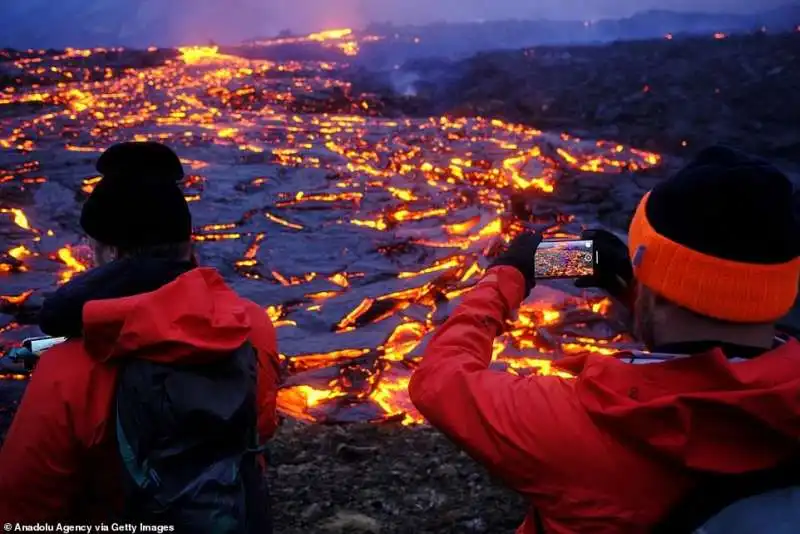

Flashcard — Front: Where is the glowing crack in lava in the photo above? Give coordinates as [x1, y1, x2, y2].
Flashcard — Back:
[0, 34, 660, 425]
[247, 27, 372, 57]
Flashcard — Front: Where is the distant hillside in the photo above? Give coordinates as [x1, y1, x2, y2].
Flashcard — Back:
[597, 5, 800, 39]
[355, 4, 800, 64]
[0, 2, 798, 50]
[352, 32, 800, 165]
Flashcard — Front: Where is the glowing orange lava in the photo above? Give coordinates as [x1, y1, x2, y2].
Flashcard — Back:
[0, 33, 659, 424]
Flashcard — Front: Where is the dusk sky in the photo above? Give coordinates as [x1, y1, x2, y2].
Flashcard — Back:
[0, 0, 791, 48]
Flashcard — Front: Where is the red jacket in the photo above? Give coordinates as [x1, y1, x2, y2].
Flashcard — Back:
[0, 267, 280, 522]
[409, 266, 800, 534]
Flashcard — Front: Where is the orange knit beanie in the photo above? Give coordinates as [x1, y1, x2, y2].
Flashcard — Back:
[627, 146, 800, 323]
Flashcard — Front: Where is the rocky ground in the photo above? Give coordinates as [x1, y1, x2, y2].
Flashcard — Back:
[0, 47, 177, 91]
[268, 421, 524, 534]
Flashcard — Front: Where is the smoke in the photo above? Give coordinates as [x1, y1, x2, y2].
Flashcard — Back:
[0, 0, 794, 48]
[389, 69, 422, 97]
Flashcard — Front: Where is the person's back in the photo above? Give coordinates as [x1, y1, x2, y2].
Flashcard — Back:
[409, 146, 800, 533]
[654, 451, 800, 534]
[0, 142, 281, 527]
[693, 488, 800, 533]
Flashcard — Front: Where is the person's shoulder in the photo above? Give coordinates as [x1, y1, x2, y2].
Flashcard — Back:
[238, 298, 270, 324]
[26, 338, 107, 404]
[27, 337, 119, 446]
[237, 298, 278, 343]
[35, 338, 97, 377]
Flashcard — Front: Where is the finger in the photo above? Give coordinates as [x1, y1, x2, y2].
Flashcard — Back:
[529, 233, 544, 249]
[509, 232, 542, 254]
[518, 231, 542, 246]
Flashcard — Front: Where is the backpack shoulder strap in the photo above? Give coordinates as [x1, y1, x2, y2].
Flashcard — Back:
[533, 506, 546, 533]
[653, 458, 800, 534]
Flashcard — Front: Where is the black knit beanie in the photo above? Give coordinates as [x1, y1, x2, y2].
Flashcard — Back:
[80, 142, 192, 248]
[628, 145, 800, 322]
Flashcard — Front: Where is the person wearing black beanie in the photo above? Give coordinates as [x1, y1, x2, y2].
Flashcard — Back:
[80, 141, 194, 263]
[0, 141, 280, 532]
[408, 146, 800, 534]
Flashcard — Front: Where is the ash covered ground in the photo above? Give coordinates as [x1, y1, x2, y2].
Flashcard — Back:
[0, 29, 798, 533]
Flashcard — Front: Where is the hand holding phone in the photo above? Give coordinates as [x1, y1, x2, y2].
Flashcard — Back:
[489, 232, 544, 297]
[573, 229, 635, 308]
[534, 239, 596, 279]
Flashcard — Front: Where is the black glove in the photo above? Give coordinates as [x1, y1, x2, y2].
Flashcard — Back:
[489, 232, 543, 297]
[574, 229, 635, 307]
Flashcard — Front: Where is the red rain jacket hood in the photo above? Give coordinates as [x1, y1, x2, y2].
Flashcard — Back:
[82, 267, 255, 365]
[0, 265, 280, 523]
[409, 266, 800, 534]
[557, 345, 800, 474]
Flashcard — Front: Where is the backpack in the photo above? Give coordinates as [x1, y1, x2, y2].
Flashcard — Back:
[652, 458, 800, 534]
[114, 342, 271, 533]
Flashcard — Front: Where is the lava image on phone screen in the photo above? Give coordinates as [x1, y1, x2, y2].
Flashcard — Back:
[534, 239, 595, 278]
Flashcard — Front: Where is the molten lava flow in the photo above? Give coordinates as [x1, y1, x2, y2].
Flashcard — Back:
[247, 27, 372, 58]
[82, 176, 102, 194]
[0, 35, 661, 423]
[308, 29, 354, 41]
[369, 374, 419, 424]
[1, 208, 31, 230]
[56, 246, 89, 284]
[178, 46, 220, 64]
[1, 290, 33, 305]
[276, 384, 348, 421]
[381, 321, 427, 361]
[8, 245, 31, 260]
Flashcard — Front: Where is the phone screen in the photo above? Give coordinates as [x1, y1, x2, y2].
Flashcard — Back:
[534, 239, 595, 279]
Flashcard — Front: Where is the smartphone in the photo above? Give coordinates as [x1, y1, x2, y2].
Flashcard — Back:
[534, 239, 596, 279]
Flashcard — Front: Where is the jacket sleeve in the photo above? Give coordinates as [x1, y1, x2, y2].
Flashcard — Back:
[0, 354, 81, 521]
[246, 302, 281, 443]
[408, 266, 571, 492]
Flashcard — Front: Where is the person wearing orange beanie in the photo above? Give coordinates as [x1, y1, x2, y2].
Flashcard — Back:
[410, 146, 800, 534]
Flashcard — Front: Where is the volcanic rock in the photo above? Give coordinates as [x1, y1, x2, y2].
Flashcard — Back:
[318, 511, 381, 533]
[356, 31, 800, 164]
[335, 442, 380, 462]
